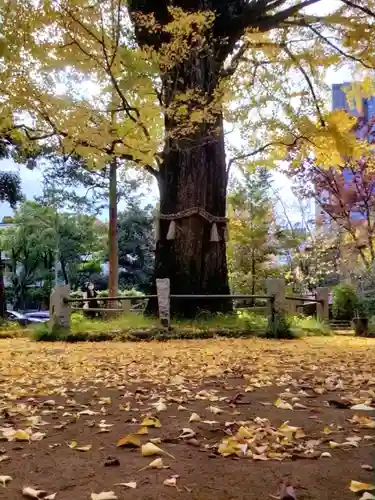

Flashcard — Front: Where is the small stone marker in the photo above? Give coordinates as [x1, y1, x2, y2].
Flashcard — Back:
[49, 285, 71, 331]
[156, 278, 171, 328]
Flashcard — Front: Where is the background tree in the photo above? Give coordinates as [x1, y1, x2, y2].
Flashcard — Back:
[292, 155, 375, 270]
[117, 203, 155, 291]
[1, 201, 107, 308]
[0, 138, 24, 318]
[38, 155, 142, 215]
[1, 0, 374, 316]
[227, 168, 276, 296]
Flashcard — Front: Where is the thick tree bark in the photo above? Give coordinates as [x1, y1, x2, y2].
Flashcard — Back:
[129, 0, 249, 317]
[146, 46, 232, 316]
[150, 118, 231, 317]
[108, 159, 118, 298]
[0, 255, 5, 320]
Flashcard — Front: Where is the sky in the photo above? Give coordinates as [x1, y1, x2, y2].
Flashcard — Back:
[0, 0, 353, 223]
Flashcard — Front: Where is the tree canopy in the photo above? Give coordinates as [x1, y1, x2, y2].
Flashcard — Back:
[0, 0, 373, 173]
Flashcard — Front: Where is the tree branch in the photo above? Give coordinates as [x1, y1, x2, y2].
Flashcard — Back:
[282, 44, 325, 127]
[303, 22, 374, 69]
[227, 135, 303, 174]
[242, 0, 321, 32]
[340, 0, 375, 18]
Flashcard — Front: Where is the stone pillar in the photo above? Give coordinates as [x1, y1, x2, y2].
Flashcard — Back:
[156, 278, 171, 328]
[49, 285, 71, 332]
[266, 278, 286, 331]
[316, 287, 329, 322]
[122, 299, 131, 315]
[266, 278, 286, 315]
[287, 299, 297, 316]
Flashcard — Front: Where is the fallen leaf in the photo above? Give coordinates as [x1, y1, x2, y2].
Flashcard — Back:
[139, 457, 170, 472]
[170, 375, 184, 385]
[78, 410, 98, 416]
[179, 428, 196, 439]
[136, 427, 148, 435]
[114, 482, 137, 489]
[177, 405, 187, 411]
[13, 430, 30, 441]
[349, 481, 375, 493]
[0, 455, 10, 463]
[351, 404, 374, 411]
[91, 492, 118, 500]
[116, 434, 141, 448]
[163, 476, 179, 487]
[141, 417, 161, 428]
[99, 397, 112, 405]
[189, 412, 201, 423]
[361, 465, 374, 471]
[119, 403, 131, 411]
[0, 475, 12, 487]
[236, 426, 253, 439]
[22, 487, 48, 498]
[30, 432, 46, 441]
[207, 406, 222, 415]
[350, 415, 375, 428]
[150, 437, 162, 444]
[314, 387, 325, 395]
[274, 398, 293, 410]
[152, 400, 167, 412]
[359, 494, 375, 500]
[280, 484, 297, 500]
[293, 403, 308, 409]
[141, 442, 175, 459]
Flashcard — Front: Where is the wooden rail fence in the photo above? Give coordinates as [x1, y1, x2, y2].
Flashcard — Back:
[48, 278, 329, 333]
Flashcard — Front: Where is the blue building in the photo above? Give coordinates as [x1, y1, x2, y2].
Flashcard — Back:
[332, 82, 375, 144]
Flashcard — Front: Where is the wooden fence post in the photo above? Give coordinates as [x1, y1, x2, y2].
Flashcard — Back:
[156, 278, 171, 328]
[266, 278, 286, 329]
[316, 287, 329, 322]
[49, 285, 71, 332]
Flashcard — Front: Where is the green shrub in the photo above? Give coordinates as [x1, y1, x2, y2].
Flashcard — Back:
[0, 321, 28, 338]
[332, 284, 359, 320]
[292, 315, 331, 336]
[30, 323, 68, 341]
[30, 322, 116, 342]
[265, 314, 296, 339]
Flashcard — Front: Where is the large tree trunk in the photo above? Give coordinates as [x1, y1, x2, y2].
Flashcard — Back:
[0, 255, 5, 320]
[108, 159, 118, 298]
[152, 120, 231, 317]
[128, 1, 246, 317]
[147, 52, 231, 317]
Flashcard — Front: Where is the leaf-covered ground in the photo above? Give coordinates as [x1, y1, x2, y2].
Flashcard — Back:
[0, 337, 374, 500]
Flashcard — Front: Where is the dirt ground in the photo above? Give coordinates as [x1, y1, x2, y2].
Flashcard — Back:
[0, 337, 374, 500]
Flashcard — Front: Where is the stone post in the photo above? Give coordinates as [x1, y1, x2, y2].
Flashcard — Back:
[266, 278, 286, 331]
[122, 299, 131, 315]
[156, 278, 171, 329]
[316, 287, 329, 322]
[266, 278, 286, 315]
[49, 285, 71, 332]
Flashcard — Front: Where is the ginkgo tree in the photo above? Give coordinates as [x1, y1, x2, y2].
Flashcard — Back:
[0, 0, 374, 316]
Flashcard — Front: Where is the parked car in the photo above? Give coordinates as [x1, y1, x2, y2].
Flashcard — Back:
[6, 310, 44, 326]
[23, 311, 49, 322]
